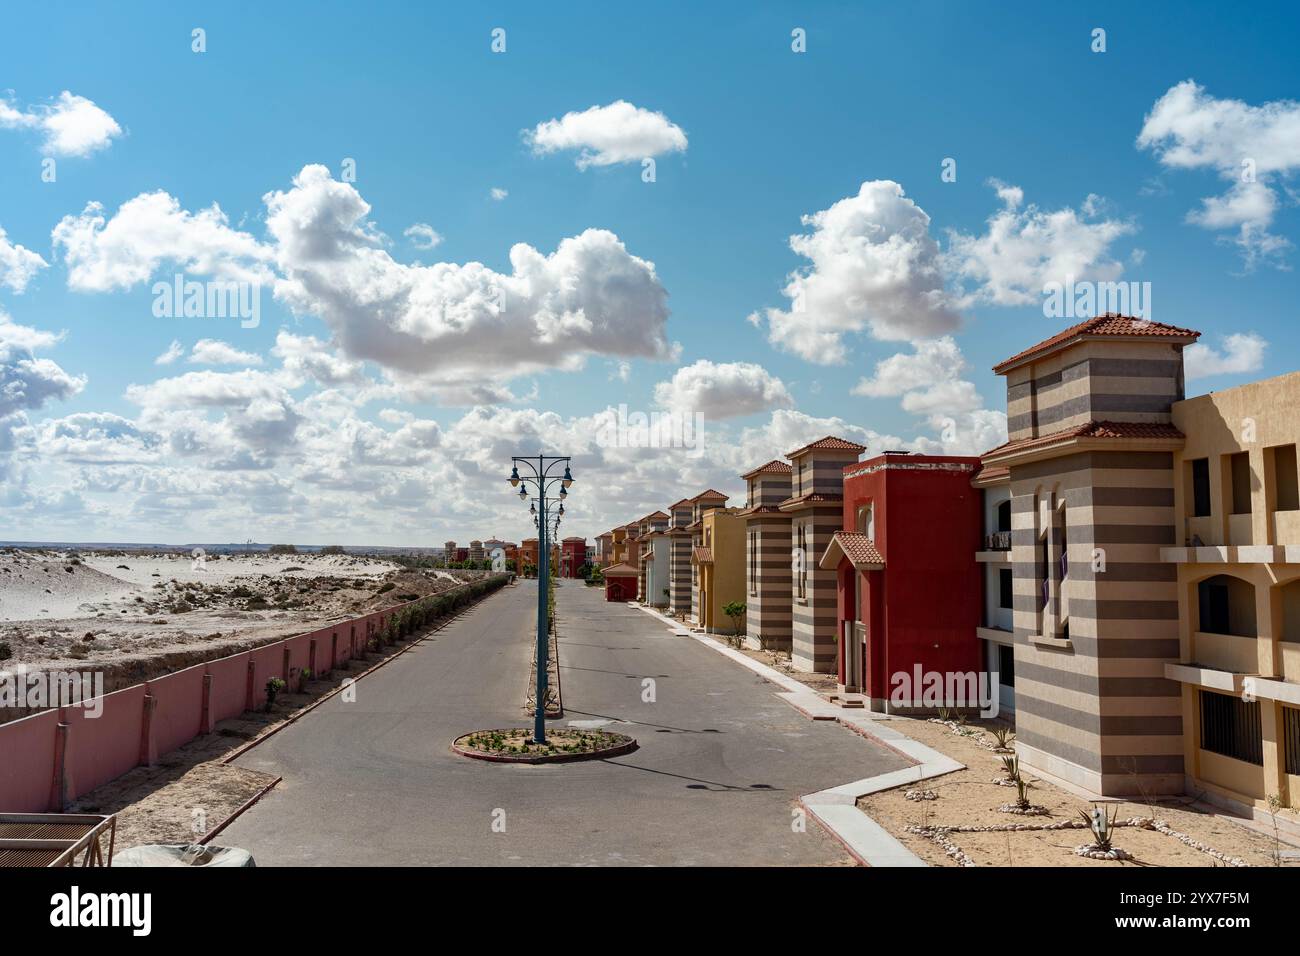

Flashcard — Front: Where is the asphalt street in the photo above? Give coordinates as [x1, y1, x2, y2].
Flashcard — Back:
[223, 579, 909, 865]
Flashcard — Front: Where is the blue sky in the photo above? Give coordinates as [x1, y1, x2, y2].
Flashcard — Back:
[1, 1, 1298, 545]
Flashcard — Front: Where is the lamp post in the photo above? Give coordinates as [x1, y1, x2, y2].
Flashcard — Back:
[509, 455, 573, 744]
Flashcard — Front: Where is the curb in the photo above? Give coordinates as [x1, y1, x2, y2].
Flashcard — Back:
[451, 733, 638, 764]
[198, 775, 282, 846]
[635, 603, 962, 866]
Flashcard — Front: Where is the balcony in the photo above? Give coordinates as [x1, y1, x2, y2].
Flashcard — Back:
[983, 531, 1011, 551]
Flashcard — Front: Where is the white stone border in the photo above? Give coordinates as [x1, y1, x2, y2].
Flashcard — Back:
[633, 602, 962, 866]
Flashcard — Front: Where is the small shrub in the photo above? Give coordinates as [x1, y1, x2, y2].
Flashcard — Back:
[0, 641, 11, 661]
[377, 582, 395, 594]
[264, 677, 286, 711]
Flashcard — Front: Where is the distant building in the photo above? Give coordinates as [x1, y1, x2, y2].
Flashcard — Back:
[635, 511, 669, 603]
[691, 508, 746, 635]
[560, 537, 587, 578]
[468, 540, 484, 563]
[739, 460, 794, 653]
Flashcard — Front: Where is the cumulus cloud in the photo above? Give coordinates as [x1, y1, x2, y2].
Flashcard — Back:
[1185, 332, 1268, 380]
[0, 226, 48, 293]
[945, 180, 1135, 306]
[1138, 80, 1300, 269]
[403, 223, 443, 250]
[53, 191, 273, 292]
[37, 412, 161, 464]
[490, 187, 509, 201]
[851, 337, 1006, 455]
[265, 164, 673, 387]
[0, 312, 85, 420]
[270, 330, 367, 387]
[0, 91, 122, 157]
[526, 100, 687, 169]
[187, 339, 264, 366]
[750, 181, 961, 364]
[652, 360, 793, 419]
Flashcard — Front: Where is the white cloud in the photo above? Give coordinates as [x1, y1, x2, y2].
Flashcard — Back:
[526, 100, 687, 169]
[37, 412, 161, 464]
[1138, 80, 1300, 269]
[490, 187, 509, 201]
[0, 91, 122, 157]
[53, 191, 273, 292]
[653, 360, 793, 419]
[946, 180, 1135, 306]
[403, 223, 443, 250]
[265, 164, 673, 387]
[188, 339, 264, 366]
[750, 181, 961, 364]
[0, 311, 85, 463]
[1185, 332, 1268, 380]
[154, 340, 184, 365]
[270, 330, 367, 387]
[852, 336, 1006, 455]
[0, 226, 48, 293]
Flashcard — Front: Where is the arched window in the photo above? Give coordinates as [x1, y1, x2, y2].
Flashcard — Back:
[1197, 574, 1257, 637]
[855, 503, 874, 541]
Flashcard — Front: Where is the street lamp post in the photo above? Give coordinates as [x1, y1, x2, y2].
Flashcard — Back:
[509, 455, 573, 745]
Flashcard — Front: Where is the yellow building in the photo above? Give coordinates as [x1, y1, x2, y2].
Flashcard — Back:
[691, 508, 747, 636]
[1162, 369, 1300, 818]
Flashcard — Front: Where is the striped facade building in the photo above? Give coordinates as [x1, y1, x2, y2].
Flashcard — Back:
[739, 460, 794, 653]
[688, 491, 730, 627]
[982, 315, 1199, 796]
[781, 437, 866, 673]
[635, 511, 669, 602]
[665, 498, 696, 618]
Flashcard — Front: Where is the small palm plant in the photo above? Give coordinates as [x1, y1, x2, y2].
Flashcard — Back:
[1014, 775, 1033, 811]
[1080, 804, 1120, 851]
[1000, 754, 1019, 780]
[990, 726, 1014, 750]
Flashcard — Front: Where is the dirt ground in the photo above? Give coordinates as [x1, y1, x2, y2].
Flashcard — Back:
[857, 716, 1300, 867]
[0, 548, 490, 718]
[737, 644, 839, 694]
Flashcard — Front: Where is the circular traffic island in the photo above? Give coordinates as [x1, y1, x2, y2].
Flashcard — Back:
[453, 727, 637, 764]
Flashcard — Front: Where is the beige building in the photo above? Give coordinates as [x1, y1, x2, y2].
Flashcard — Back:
[1161, 370, 1300, 816]
[687, 491, 730, 622]
[690, 508, 748, 635]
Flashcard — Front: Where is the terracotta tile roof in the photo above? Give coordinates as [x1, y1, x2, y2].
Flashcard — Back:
[667, 498, 693, 510]
[778, 492, 842, 510]
[785, 435, 868, 459]
[982, 420, 1185, 460]
[602, 563, 639, 577]
[737, 505, 786, 517]
[992, 314, 1200, 374]
[691, 546, 713, 564]
[740, 459, 794, 480]
[638, 510, 669, 522]
[692, 489, 729, 501]
[819, 531, 885, 570]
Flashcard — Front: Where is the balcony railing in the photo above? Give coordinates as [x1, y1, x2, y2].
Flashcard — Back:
[983, 531, 1012, 551]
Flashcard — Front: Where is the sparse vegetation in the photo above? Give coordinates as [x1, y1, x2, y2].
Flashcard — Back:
[264, 677, 286, 711]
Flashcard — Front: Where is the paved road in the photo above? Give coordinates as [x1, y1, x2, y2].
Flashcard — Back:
[223, 580, 909, 865]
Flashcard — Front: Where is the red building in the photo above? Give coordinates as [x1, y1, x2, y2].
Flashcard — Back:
[819, 453, 983, 710]
[560, 537, 587, 578]
[602, 563, 638, 602]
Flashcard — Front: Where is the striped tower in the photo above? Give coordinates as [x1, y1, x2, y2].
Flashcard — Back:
[635, 511, 669, 601]
[983, 314, 1199, 796]
[739, 460, 793, 652]
[665, 499, 695, 618]
[689, 490, 729, 626]
[781, 437, 866, 673]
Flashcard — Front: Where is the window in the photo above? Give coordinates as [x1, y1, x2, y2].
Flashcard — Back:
[856, 503, 874, 540]
[1200, 691, 1263, 765]
[997, 499, 1011, 532]
[1285, 707, 1300, 776]
[796, 523, 807, 599]
[1229, 451, 1252, 515]
[749, 530, 757, 595]
[1197, 574, 1257, 637]
[1272, 444, 1299, 512]
[1190, 458, 1211, 517]
[999, 568, 1013, 610]
[998, 644, 1014, 688]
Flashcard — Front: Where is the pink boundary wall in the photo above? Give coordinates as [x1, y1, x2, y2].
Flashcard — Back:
[0, 578, 501, 812]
